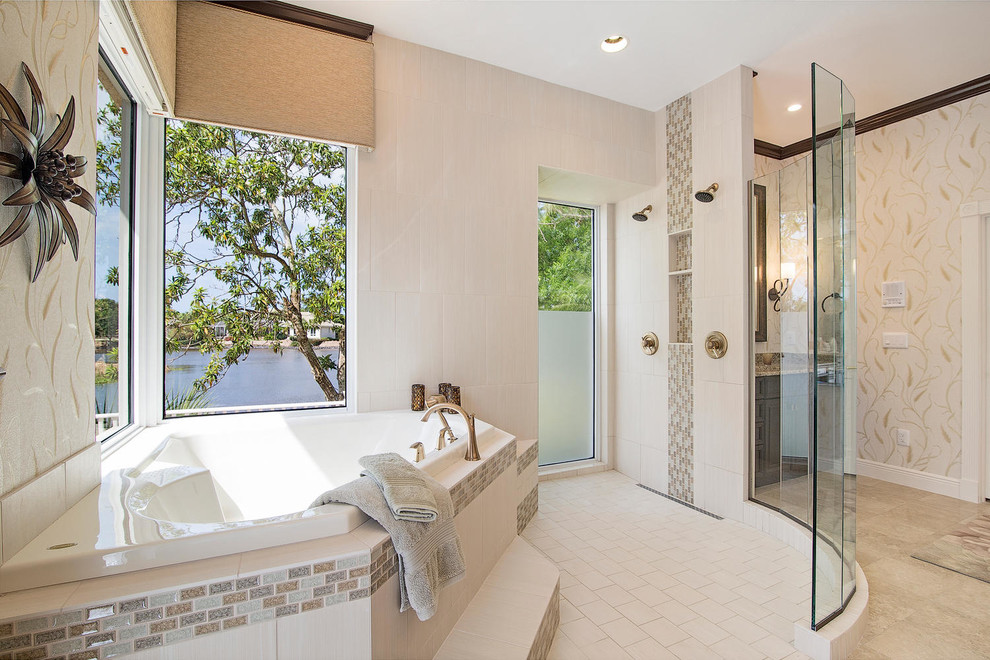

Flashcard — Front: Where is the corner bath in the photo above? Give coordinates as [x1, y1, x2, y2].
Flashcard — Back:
[0, 409, 500, 593]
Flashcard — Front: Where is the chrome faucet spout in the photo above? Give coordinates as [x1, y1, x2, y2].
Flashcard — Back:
[421, 402, 481, 462]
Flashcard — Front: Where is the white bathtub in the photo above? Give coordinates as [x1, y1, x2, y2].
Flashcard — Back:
[0, 409, 500, 593]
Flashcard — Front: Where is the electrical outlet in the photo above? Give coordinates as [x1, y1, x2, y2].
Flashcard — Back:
[896, 428, 910, 447]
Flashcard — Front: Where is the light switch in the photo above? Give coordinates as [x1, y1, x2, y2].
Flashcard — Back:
[882, 281, 906, 308]
[882, 332, 909, 349]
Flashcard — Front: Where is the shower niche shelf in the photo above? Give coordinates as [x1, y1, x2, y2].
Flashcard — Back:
[668, 228, 693, 343]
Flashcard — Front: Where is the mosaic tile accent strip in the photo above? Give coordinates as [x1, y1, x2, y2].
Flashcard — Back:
[0, 550, 373, 659]
[527, 583, 559, 660]
[517, 442, 539, 476]
[369, 538, 398, 594]
[668, 343, 694, 504]
[516, 485, 539, 535]
[450, 439, 517, 515]
[671, 232, 692, 272]
[636, 484, 722, 520]
[666, 94, 693, 234]
[673, 273, 693, 343]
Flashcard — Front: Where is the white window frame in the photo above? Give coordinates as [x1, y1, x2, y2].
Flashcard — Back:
[99, 19, 358, 449]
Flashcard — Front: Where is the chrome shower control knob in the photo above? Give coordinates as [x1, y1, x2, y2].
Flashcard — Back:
[704, 331, 728, 359]
[641, 332, 659, 355]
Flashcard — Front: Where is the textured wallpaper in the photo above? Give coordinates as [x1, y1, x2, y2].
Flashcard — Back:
[0, 1, 98, 495]
[856, 95, 990, 478]
[755, 93, 990, 478]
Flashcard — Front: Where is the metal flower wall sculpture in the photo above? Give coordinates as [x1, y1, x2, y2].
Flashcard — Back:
[0, 63, 94, 281]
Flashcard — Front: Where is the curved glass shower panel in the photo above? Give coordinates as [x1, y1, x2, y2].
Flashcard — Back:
[811, 62, 856, 630]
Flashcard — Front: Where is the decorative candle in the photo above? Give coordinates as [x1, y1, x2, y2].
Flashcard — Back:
[411, 384, 426, 411]
[439, 382, 452, 401]
[449, 385, 461, 406]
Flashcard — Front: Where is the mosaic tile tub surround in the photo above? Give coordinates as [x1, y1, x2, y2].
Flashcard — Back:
[0, 437, 518, 659]
[0, 551, 375, 660]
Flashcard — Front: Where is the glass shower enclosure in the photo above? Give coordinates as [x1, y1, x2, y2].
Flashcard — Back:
[749, 64, 856, 630]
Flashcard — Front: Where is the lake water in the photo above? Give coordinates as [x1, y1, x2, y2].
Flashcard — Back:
[96, 347, 342, 412]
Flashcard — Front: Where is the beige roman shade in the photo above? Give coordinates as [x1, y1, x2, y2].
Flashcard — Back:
[173, 1, 375, 149]
[123, 0, 177, 112]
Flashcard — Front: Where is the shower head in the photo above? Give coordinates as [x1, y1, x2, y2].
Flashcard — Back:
[695, 183, 718, 203]
[633, 205, 652, 222]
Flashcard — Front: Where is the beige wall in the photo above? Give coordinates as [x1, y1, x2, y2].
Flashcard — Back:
[613, 67, 754, 520]
[0, 0, 101, 560]
[356, 34, 657, 442]
[755, 94, 990, 480]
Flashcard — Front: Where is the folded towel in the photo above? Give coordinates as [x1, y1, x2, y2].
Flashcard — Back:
[310, 464, 465, 621]
[358, 453, 439, 523]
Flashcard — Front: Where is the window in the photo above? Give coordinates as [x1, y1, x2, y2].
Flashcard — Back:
[95, 52, 135, 438]
[537, 201, 596, 465]
[163, 121, 348, 415]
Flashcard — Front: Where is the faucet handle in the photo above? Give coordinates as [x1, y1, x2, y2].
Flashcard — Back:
[410, 442, 426, 463]
[436, 429, 449, 451]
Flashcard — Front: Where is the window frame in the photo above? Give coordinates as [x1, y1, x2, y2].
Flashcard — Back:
[95, 47, 137, 442]
[536, 198, 602, 468]
[158, 121, 355, 419]
[98, 37, 357, 444]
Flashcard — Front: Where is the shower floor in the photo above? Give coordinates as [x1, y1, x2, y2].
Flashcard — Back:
[524, 471, 811, 659]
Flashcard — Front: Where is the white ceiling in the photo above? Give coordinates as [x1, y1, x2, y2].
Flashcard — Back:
[297, 1, 990, 146]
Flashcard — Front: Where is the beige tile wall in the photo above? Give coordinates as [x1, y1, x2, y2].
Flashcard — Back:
[612, 67, 755, 521]
[357, 35, 657, 443]
[0, 1, 101, 559]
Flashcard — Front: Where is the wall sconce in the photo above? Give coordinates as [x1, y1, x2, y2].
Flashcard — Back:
[768, 262, 795, 312]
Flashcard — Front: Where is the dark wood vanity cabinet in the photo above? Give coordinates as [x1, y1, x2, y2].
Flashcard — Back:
[754, 375, 781, 488]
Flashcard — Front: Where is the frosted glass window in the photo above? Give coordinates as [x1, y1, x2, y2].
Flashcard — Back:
[537, 202, 595, 465]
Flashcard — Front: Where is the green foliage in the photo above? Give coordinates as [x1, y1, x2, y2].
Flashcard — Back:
[165, 385, 214, 411]
[96, 82, 122, 207]
[95, 298, 119, 339]
[164, 120, 347, 402]
[96, 347, 118, 385]
[538, 203, 593, 312]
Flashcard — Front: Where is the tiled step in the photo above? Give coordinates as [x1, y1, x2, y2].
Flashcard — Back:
[434, 537, 560, 660]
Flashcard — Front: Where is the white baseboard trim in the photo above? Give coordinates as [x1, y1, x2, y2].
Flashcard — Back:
[857, 459, 961, 499]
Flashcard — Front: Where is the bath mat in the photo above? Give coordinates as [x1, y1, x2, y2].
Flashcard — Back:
[912, 514, 990, 583]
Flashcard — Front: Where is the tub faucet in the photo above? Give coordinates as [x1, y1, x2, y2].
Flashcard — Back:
[436, 427, 455, 451]
[421, 402, 480, 461]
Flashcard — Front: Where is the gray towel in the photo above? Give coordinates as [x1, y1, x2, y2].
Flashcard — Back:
[358, 453, 439, 522]
[310, 469, 465, 621]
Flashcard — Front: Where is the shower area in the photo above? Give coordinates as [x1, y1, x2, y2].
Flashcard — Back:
[749, 65, 857, 629]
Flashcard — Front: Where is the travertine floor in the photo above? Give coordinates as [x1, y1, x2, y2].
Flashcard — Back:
[850, 476, 990, 659]
[524, 471, 811, 660]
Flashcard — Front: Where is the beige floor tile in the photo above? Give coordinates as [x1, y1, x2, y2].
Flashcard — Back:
[653, 600, 699, 626]
[595, 584, 638, 608]
[640, 617, 691, 647]
[600, 617, 649, 647]
[559, 616, 607, 647]
[668, 636, 722, 660]
[614, 600, 661, 626]
[547, 632, 589, 660]
[584, 636, 634, 660]
[680, 615, 730, 646]
[578, 598, 623, 626]
[625, 637, 679, 660]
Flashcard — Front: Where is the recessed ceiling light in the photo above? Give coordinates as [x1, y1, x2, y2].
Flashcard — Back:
[787, 103, 802, 112]
[601, 35, 628, 53]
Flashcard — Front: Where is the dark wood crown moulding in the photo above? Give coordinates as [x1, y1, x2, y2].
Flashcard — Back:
[756, 71, 990, 160]
[209, 1, 374, 40]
